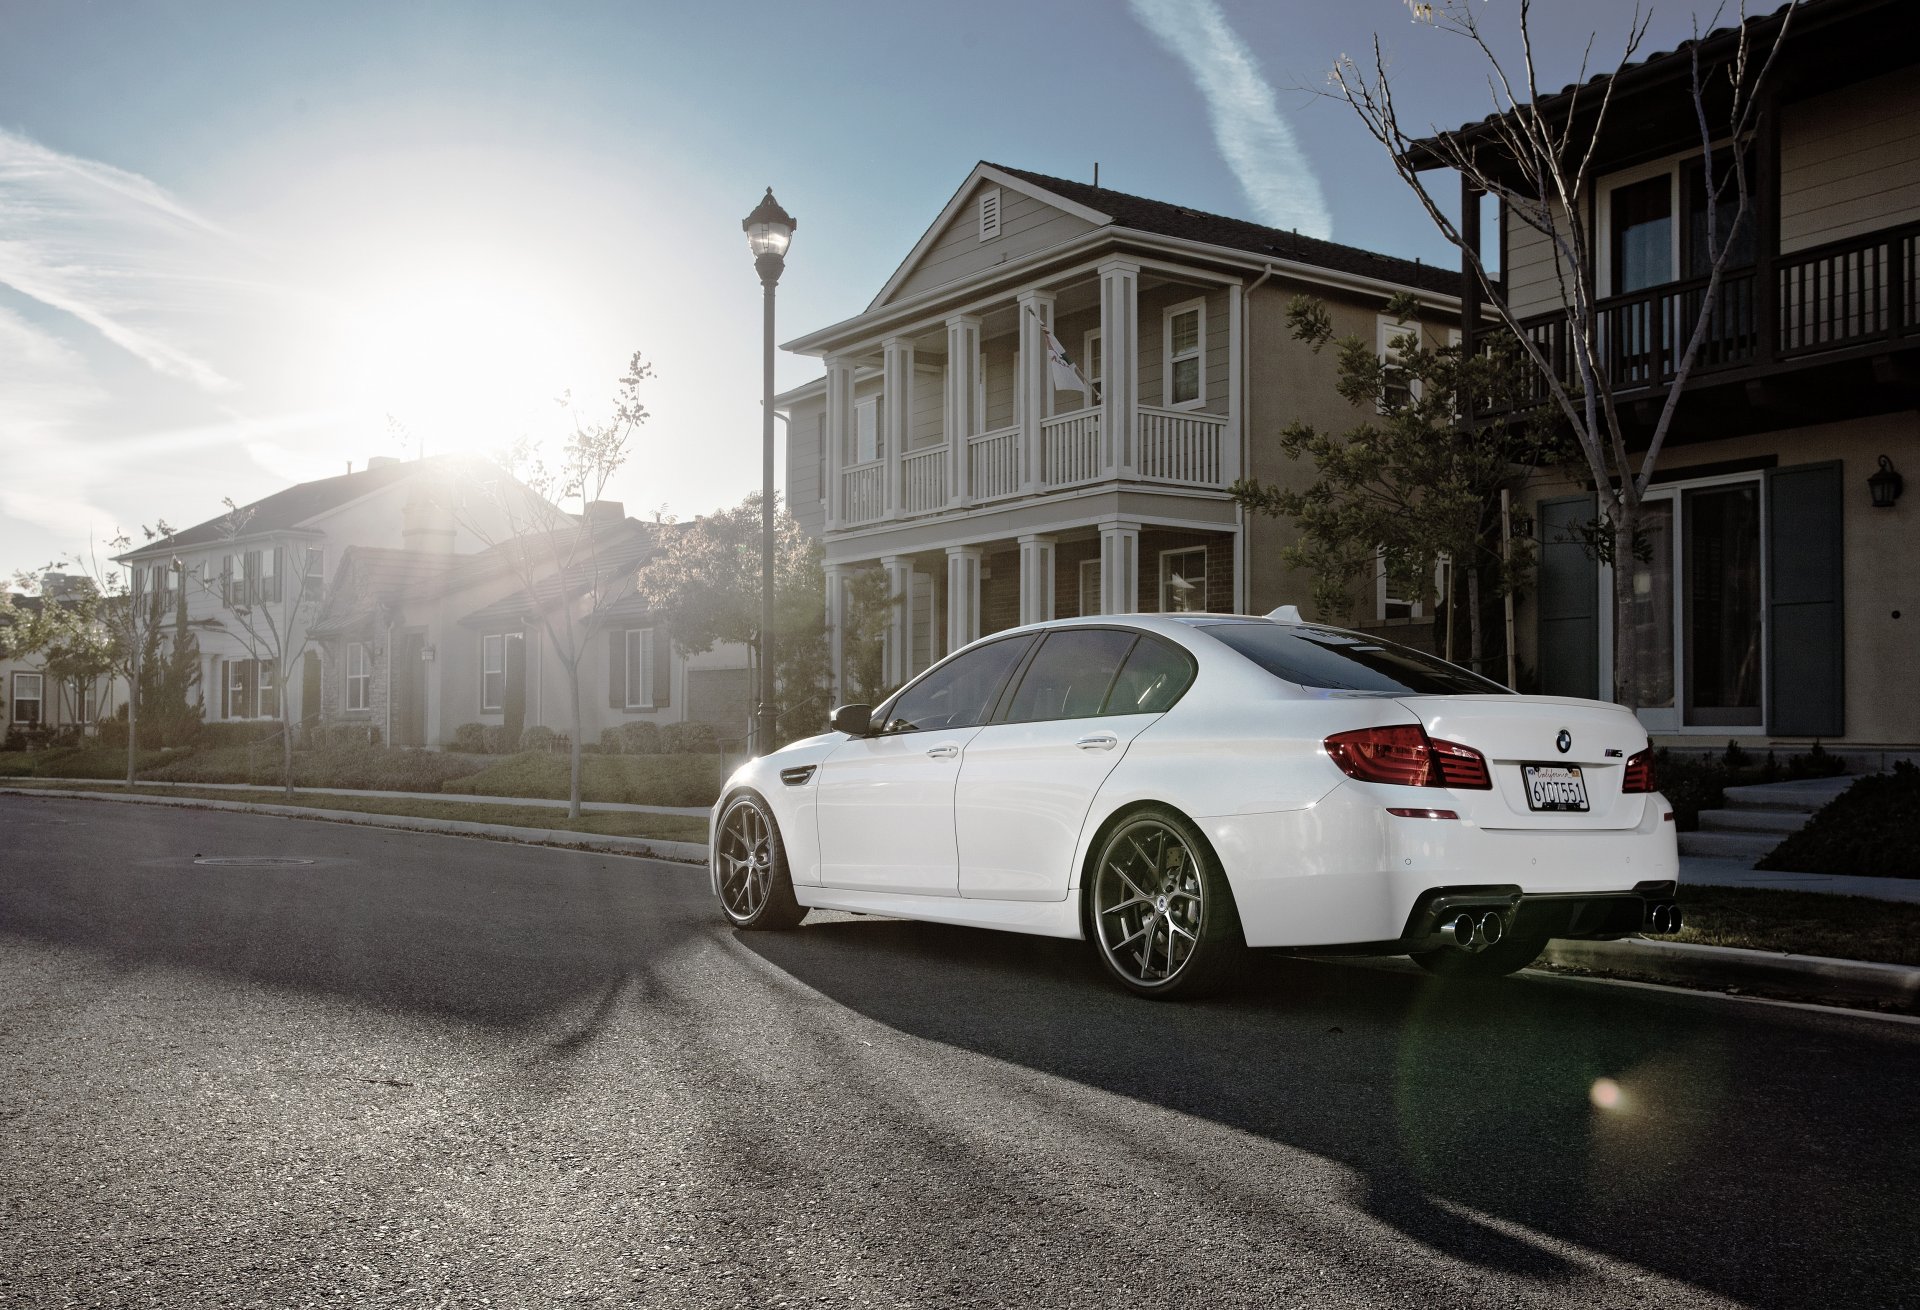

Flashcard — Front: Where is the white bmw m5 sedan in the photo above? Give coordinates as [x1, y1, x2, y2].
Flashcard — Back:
[709, 612, 1681, 999]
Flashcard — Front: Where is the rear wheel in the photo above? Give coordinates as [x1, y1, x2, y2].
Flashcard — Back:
[1411, 930, 1549, 980]
[1089, 807, 1244, 999]
[715, 791, 806, 931]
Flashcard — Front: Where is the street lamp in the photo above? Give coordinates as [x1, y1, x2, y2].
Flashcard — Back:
[744, 187, 796, 755]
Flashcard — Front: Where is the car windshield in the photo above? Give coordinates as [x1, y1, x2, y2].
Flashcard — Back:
[1198, 622, 1510, 695]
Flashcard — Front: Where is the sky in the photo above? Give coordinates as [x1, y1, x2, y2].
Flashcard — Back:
[0, 0, 1728, 578]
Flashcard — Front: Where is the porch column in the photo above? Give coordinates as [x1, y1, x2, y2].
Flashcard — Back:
[881, 554, 917, 688]
[882, 336, 913, 518]
[1098, 259, 1140, 478]
[1223, 282, 1244, 486]
[945, 546, 984, 654]
[945, 315, 980, 507]
[1016, 289, 1055, 493]
[825, 561, 850, 705]
[824, 355, 855, 529]
[1017, 533, 1056, 626]
[1098, 521, 1139, 616]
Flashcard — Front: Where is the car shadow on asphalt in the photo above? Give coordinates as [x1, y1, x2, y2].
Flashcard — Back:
[736, 912, 1920, 1310]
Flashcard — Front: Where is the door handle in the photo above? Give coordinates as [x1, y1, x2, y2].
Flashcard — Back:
[1075, 733, 1118, 751]
[926, 744, 959, 760]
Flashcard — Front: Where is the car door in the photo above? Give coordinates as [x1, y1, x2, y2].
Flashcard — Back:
[815, 633, 1036, 896]
[955, 628, 1196, 902]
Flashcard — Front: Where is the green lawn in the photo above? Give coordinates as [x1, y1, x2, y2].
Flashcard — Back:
[442, 751, 725, 807]
[1674, 884, 1920, 967]
[0, 780, 708, 844]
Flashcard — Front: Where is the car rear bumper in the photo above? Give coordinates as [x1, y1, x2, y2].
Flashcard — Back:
[1197, 781, 1679, 949]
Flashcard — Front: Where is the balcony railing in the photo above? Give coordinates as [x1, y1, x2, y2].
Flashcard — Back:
[1510, 218, 1919, 399]
[1137, 407, 1225, 485]
[1041, 411, 1101, 487]
[841, 460, 884, 525]
[901, 445, 948, 514]
[969, 426, 1022, 501]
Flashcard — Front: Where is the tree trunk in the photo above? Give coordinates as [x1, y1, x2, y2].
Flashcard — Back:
[1467, 565, 1484, 675]
[1610, 508, 1642, 712]
[566, 666, 583, 821]
[124, 647, 138, 790]
[282, 679, 296, 802]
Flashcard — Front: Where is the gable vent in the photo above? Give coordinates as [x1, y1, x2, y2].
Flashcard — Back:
[978, 187, 1002, 242]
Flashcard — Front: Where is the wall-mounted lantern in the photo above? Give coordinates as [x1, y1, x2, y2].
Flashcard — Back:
[421, 643, 437, 662]
[1868, 454, 1904, 509]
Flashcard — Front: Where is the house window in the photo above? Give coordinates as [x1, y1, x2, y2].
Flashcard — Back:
[1082, 329, 1103, 408]
[258, 547, 280, 604]
[346, 642, 371, 712]
[481, 634, 505, 712]
[225, 659, 254, 719]
[1164, 299, 1205, 407]
[258, 660, 278, 720]
[1159, 547, 1207, 613]
[11, 672, 42, 725]
[304, 546, 325, 590]
[978, 187, 1001, 242]
[1377, 548, 1426, 622]
[1078, 559, 1102, 617]
[1610, 174, 1674, 294]
[624, 629, 654, 710]
[1377, 317, 1419, 411]
[1681, 150, 1757, 277]
[854, 395, 879, 464]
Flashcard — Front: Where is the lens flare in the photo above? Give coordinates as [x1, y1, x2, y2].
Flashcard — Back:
[1590, 1077, 1624, 1111]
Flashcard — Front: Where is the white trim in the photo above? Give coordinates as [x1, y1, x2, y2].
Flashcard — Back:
[1081, 328, 1103, 411]
[480, 634, 504, 713]
[1078, 558, 1102, 617]
[346, 642, 371, 713]
[10, 671, 43, 725]
[1375, 547, 1425, 622]
[623, 627, 655, 710]
[1157, 545, 1207, 613]
[1162, 297, 1206, 409]
[1376, 315, 1420, 409]
[854, 395, 879, 464]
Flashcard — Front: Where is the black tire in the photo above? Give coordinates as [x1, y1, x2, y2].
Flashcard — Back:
[1410, 930, 1549, 980]
[714, 790, 806, 931]
[1087, 806, 1245, 1000]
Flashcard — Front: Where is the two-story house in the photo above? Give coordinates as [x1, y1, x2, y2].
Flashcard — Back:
[1412, 0, 1916, 749]
[777, 162, 1463, 699]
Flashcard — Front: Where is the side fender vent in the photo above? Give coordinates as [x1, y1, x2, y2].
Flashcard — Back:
[779, 765, 818, 787]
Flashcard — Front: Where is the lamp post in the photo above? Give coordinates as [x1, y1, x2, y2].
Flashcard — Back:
[744, 187, 796, 756]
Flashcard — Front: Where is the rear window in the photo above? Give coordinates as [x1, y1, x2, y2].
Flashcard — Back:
[1199, 623, 1509, 695]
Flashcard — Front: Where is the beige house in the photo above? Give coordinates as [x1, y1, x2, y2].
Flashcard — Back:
[1413, 0, 1917, 748]
[0, 575, 128, 742]
[777, 162, 1462, 698]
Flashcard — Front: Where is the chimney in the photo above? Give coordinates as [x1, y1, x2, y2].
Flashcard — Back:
[581, 499, 625, 528]
[401, 480, 456, 554]
[366, 455, 401, 471]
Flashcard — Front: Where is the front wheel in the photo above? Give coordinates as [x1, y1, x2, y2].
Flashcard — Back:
[1088, 807, 1244, 1000]
[1410, 930, 1549, 980]
[714, 791, 806, 931]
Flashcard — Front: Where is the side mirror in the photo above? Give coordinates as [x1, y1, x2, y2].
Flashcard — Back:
[829, 703, 873, 736]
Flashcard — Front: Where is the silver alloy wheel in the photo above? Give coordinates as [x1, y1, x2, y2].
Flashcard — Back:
[716, 797, 775, 922]
[1093, 816, 1206, 988]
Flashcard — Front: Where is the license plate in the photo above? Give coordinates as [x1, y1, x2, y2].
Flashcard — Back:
[1523, 764, 1589, 812]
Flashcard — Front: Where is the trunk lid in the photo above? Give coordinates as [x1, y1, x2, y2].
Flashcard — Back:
[1395, 694, 1651, 830]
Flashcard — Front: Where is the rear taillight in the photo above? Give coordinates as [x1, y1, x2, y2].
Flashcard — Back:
[1324, 725, 1492, 790]
[1622, 747, 1657, 793]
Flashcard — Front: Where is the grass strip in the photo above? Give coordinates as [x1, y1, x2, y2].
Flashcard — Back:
[1, 781, 708, 844]
[1675, 884, 1920, 967]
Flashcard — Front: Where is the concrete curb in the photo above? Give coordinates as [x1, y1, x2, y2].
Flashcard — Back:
[1541, 937, 1920, 1011]
[24, 777, 711, 818]
[0, 787, 710, 866]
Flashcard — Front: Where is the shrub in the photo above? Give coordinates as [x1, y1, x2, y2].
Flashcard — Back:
[1759, 761, 1917, 878]
[197, 721, 286, 749]
[453, 722, 489, 754]
[443, 750, 723, 806]
[616, 721, 662, 755]
[1785, 740, 1847, 780]
[482, 724, 514, 754]
[1722, 739, 1753, 769]
[661, 721, 719, 754]
[520, 725, 558, 753]
[598, 727, 625, 753]
[1652, 750, 1731, 832]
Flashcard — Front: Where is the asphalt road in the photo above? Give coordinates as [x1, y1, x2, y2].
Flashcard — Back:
[3, 793, 1917, 1310]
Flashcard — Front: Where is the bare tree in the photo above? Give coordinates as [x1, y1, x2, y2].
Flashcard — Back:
[450, 351, 654, 820]
[194, 500, 329, 800]
[1330, 0, 1792, 706]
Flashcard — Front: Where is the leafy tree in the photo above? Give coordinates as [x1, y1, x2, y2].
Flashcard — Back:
[633, 492, 829, 746]
[1325, 0, 1792, 706]
[1, 575, 116, 736]
[838, 567, 896, 706]
[1230, 293, 1572, 675]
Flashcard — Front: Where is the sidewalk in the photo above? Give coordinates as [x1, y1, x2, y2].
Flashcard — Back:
[28, 777, 711, 819]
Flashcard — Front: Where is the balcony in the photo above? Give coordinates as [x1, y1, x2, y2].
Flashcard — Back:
[1512, 218, 1920, 400]
[836, 406, 1229, 529]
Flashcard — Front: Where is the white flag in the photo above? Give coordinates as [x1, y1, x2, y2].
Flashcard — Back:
[1035, 312, 1088, 394]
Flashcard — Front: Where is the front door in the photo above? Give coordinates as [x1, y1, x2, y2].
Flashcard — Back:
[815, 633, 1036, 896]
[956, 629, 1192, 902]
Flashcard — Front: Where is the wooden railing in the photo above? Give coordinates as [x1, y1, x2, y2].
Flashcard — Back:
[1136, 407, 1224, 485]
[968, 427, 1021, 501]
[1041, 411, 1101, 487]
[901, 445, 947, 515]
[1508, 218, 1919, 399]
[841, 460, 884, 525]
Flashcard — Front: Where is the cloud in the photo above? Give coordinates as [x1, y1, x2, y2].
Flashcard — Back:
[0, 127, 251, 391]
[1127, 0, 1333, 239]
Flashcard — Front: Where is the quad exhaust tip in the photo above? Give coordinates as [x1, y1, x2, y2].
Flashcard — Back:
[1647, 902, 1684, 935]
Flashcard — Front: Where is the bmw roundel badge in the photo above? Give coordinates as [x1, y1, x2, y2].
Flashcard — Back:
[1556, 729, 1573, 755]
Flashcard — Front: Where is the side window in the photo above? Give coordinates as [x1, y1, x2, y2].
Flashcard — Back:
[880, 635, 1035, 734]
[1004, 628, 1137, 724]
[1104, 635, 1195, 715]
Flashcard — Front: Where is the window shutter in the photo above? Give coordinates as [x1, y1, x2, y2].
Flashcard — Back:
[1767, 462, 1844, 736]
[1537, 496, 1600, 700]
[609, 629, 625, 709]
[652, 629, 671, 708]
